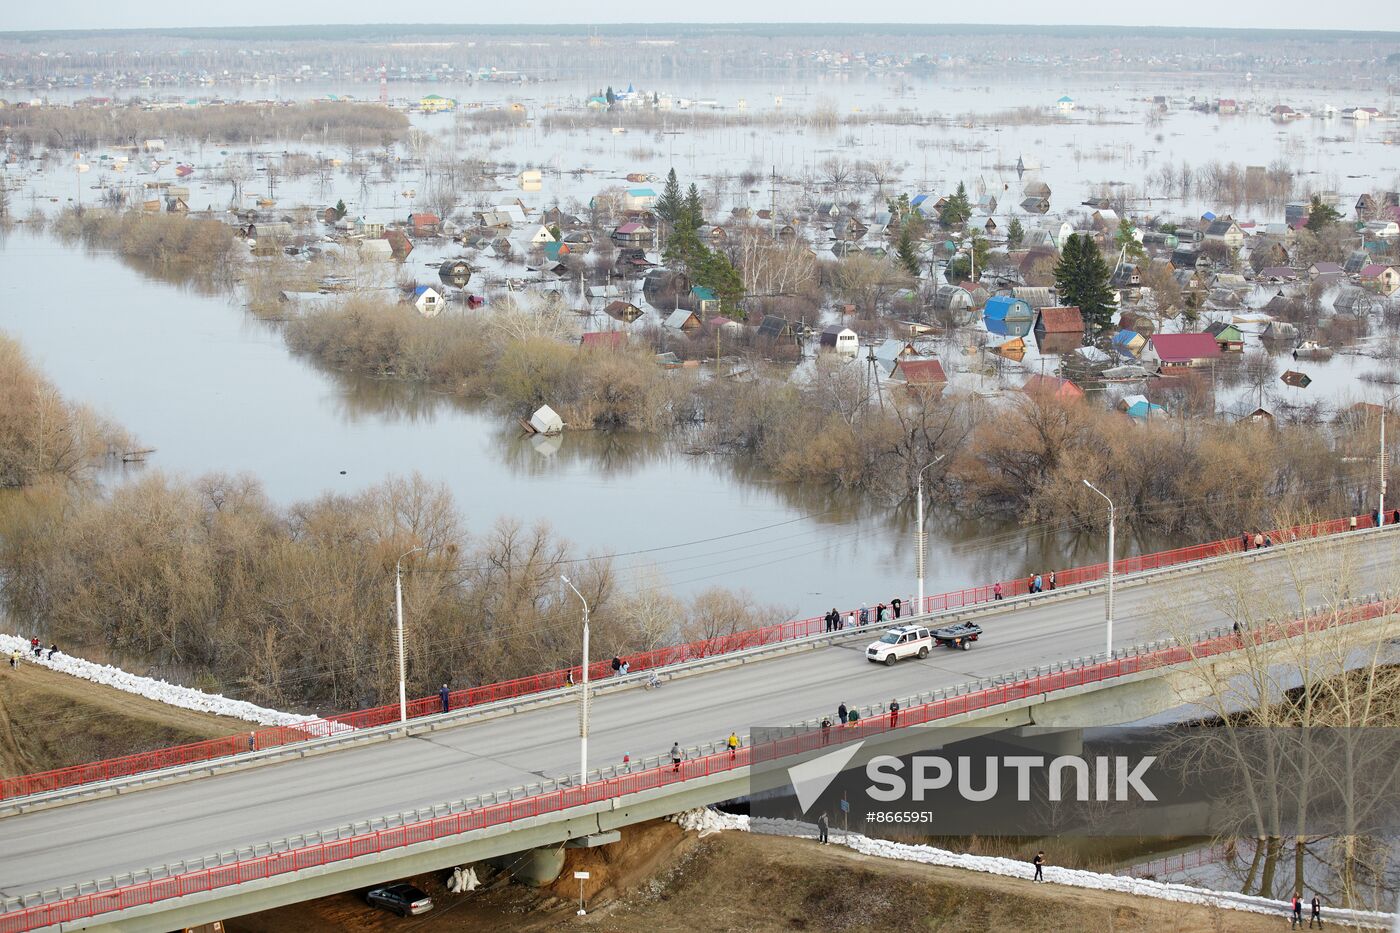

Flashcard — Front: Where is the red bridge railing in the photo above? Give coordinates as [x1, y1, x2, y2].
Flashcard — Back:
[0, 514, 1374, 802]
[0, 594, 1389, 933]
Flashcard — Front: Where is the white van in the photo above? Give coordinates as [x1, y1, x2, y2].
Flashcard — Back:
[866, 625, 933, 666]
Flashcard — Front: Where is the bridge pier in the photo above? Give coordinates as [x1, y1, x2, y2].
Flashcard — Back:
[1002, 726, 1084, 757]
[504, 846, 566, 887]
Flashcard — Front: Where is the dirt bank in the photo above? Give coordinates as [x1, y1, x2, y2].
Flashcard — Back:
[225, 821, 1324, 932]
[0, 660, 249, 777]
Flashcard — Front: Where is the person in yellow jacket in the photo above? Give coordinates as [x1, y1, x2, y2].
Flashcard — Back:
[727, 732, 741, 759]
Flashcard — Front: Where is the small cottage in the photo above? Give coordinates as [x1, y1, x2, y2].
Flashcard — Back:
[983, 296, 1035, 338]
[1033, 306, 1085, 344]
[1204, 322, 1245, 352]
[892, 357, 948, 388]
[819, 325, 859, 355]
[604, 301, 644, 323]
[1146, 333, 1222, 372]
[663, 308, 702, 333]
[411, 285, 443, 318]
[1360, 264, 1400, 297]
[691, 286, 721, 315]
[1022, 374, 1084, 402]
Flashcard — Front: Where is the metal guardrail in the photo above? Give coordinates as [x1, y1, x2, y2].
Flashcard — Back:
[3, 590, 1394, 931]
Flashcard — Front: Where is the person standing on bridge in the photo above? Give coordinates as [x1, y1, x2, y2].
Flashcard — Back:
[1242, 533, 1250, 551]
[846, 611, 855, 630]
[1026, 575, 1035, 594]
[1033, 574, 1043, 593]
[1047, 571, 1056, 591]
[888, 700, 900, 727]
[671, 742, 682, 772]
[877, 603, 889, 623]
[838, 703, 848, 725]
[439, 684, 451, 714]
[891, 597, 902, 619]
[821, 717, 832, 745]
[993, 581, 1003, 601]
[859, 604, 869, 626]
[727, 732, 741, 758]
[1254, 532, 1265, 549]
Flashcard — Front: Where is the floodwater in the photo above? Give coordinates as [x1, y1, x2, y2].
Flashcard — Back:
[4, 70, 1395, 608]
[0, 232, 1135, 611]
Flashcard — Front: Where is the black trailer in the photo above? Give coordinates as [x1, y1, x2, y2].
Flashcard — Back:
[932, 621, 982, 650]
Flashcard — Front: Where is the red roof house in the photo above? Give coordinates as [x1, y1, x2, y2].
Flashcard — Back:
[580, 331, 629, 350]
[1022, 374, 1084, 402]
[408, 212, 441, 236]
[1146, 333, 1221, 371]
[892, 357, 948, 388]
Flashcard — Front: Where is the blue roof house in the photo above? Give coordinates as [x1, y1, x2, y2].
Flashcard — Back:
[983, 296, 1035, 337]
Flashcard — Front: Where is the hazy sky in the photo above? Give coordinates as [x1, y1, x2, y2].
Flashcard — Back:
[3, 2, 1388, 33]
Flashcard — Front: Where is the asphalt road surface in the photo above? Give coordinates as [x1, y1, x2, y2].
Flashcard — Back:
[1, 533, 1393, 901]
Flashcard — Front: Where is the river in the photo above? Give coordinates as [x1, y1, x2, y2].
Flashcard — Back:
[0, 231, 1142, 612]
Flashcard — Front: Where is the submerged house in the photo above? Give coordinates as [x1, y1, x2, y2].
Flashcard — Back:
[1145, 333, 1222, 373]
[1204, 321, 1245, 352]
[1033, 306, 1085, 350]
[983, 296, 1035, 337]
[819, 325, 859, 355]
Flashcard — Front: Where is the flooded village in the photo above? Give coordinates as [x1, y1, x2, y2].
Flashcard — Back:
[1, 21, 1400, 925]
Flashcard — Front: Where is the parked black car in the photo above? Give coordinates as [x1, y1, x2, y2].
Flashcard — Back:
[366, 882, 433, 917]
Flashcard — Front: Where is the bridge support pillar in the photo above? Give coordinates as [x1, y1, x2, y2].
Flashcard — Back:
[505, 845, 567, 887]
[1002, 726, 1084, 757]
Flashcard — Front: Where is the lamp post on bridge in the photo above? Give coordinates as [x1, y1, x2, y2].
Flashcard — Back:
[915, 454, 947, 613]
[561, 575, 591, 786]
[394, 545, 428, 724]
[1380, 393, 1399, 527]
[1082, 480, 1115, 658]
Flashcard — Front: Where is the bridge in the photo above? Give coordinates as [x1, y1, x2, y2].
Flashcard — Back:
[1, 522, 1397, 932]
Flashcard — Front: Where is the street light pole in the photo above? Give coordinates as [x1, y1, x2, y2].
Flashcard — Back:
[1380, 394, 1399, 527]
[1082, 480, 1115, 657]
[915, 454, 947, 613]
[561, 575, 591, 786]
[394, 545, 427, 723]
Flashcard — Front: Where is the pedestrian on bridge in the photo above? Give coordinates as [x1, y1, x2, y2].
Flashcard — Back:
[1254, 532, 1265, 549]
[993, 581, 1003, 601]
[825, 608, 839, 632]
[1026, 575, 1034, 594]
[727, 732, 741, 758]
[1033, 574, 1043, 593]
[838, 703, 849, 725]
[891, 597, 902, 618]
[877, 603, 889, 623]
[671, 742, 682, 772]
[439, 684, 451, 714]
[1242, 533, 1250, 551]
[846, 611, 855, 630]
[859, 604, 869, 626]
[1047, 571, 1056, 591]
[888, 700, 900, 727]
[821, 718, 832, 745]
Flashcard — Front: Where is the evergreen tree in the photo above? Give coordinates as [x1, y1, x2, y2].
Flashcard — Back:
[1115, 217, 1147, 262]
[939, 181, 972, 228]
[1006, 217, 1024, 249]
[1306, 194, 1342, 232]
[655, 168, 683, 225]
[605, 86, 616, 106]
[698, 250, 745, 317]
[1054, 234, 1116, 335]
[945, 235, 989, 283]
[896, 224, 922, 277]
[663, 222, 706, 278]
[683, 183, 704, 230]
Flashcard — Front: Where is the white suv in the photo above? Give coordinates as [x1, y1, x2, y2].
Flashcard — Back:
[866, 625, 932, 666]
